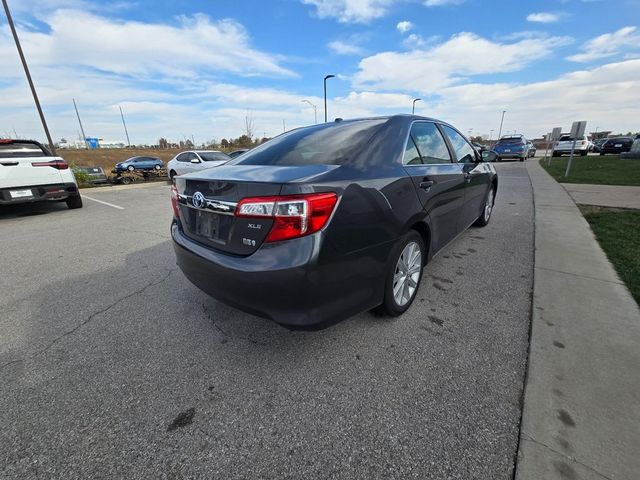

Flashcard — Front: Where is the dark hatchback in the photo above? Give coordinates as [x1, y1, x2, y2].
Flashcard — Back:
[172, 115, 498, 329]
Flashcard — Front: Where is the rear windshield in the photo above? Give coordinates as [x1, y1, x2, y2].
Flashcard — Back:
[198, 152, 230, 162]
[0, 141, 48, 158]
[233, 119, 387, 166]
[497, 137, 524, 144]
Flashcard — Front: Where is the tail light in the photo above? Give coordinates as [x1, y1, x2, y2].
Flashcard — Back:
[31, 159, 69, 170]
[236, 192, 338, 242]
[170, 184, 180, 218]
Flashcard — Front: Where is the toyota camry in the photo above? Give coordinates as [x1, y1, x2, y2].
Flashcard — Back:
[171, 115, 497, 329]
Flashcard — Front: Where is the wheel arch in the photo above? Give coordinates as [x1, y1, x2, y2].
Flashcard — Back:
[409, 220, 431, 265]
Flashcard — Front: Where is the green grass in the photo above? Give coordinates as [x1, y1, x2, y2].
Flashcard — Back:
[540, 155, 640, 186]
[582, 207, 640, 305]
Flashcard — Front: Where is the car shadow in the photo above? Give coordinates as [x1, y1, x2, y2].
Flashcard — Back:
[0, 201, 69, 219]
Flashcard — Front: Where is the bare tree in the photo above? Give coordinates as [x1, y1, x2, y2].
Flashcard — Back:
[244, 111, 255, 139]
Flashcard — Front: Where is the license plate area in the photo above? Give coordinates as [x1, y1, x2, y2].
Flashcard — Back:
[195, 210, 221, 240]
[10, 189, 33, 199]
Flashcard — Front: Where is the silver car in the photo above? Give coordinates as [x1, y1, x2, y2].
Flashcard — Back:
[167, 150, 231, 180]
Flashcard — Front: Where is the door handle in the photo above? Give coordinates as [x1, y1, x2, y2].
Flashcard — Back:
[419, 180, 435, 191]
[464, 173, 472, 183]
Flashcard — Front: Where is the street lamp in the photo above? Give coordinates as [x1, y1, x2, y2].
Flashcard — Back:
[497, 110, 506, 140]
[301, 99, 317, 124]
[412, 98, 421, 115]
[489, 129, 494, 142]
[323, 74, 335, 122]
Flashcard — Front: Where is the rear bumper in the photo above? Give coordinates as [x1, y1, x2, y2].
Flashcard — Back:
[172, 222, 389, 329]
[0, 182, 79, 205]
[496, 152, 525, 159]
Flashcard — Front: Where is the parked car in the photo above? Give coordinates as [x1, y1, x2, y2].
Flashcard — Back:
[493, 135, 530, 161]
[167, 151, 231, 180]
[115, 156, 163, 172]
[0, 139, 82, 209]
[228, 149, 249, 158]
[599, 137, 634, 155]
[552, 135, 589, 157]
[591, 138, 608, 153]
[526, 141, 536, 158]
[75, 166, 108, 184]
[171, 115, 498, 329]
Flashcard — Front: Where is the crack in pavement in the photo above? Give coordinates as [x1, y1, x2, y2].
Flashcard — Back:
[520, 432, 616, 480]
[0, 268, 177, 374]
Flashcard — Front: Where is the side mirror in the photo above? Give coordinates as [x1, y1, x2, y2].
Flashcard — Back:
[481, 150, 497, 162]
[190, 158, 200, 164]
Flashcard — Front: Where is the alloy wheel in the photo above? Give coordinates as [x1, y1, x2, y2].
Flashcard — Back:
[484, 188, 494, 222]
[392, 241, 422, 307]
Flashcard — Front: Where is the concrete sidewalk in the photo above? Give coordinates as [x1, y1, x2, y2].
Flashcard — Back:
[562, 183, 640, 209]
[515, 161, 640, 480]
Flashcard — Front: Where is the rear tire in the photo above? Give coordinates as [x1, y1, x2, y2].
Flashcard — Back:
[169, 170, 177, 181]
[66, 195, 83, 209]
[519, 156, 525, 162]
[580, 150, 587, 156]
[474, 185, 495, 227]
[378, 230, 425, 317]
[552, 151, 559, 157]
[154, 165, 161, 170]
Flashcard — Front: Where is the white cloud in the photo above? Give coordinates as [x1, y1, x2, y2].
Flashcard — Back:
[0, 10, 293, 78]
[431, 60, 640, 138]
[301, 0, 395, 23]
[354, 32, 572, 93]
[396, 21, 413, 33]
[328, 40, 365, 55]
[526, 12, 561, 23]
[423, 0, 465, 6]
[567, 26, 640, 62]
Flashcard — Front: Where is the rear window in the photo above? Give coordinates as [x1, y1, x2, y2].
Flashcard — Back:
[497, 137, 525, 144]
[233, 120, 387, 166]
[0, 141, 48, 158]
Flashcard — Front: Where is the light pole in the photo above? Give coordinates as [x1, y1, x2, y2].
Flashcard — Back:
[119, 105, 131, 147]
[497, 110, 506, 140]
[3, 0, 56, 154]
[301, 99, 317, 124]
[489, 129, 494, 142]
[73, 98, 88, 149]
[412, 98, 421, 114]
[323, 74, 335, 122]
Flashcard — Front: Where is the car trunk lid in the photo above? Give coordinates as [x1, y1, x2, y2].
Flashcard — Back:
[175, 164, 339, 255]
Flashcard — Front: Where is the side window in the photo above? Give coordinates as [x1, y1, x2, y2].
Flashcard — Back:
[412, 123, 452, 164]
[403, 137, 422, 165]
[177, 153, 188, 162]
[441, 125, 477, 163]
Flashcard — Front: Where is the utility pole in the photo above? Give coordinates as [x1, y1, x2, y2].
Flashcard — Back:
[73, 99, 88, 149]
[119, 105, 131, 147]
[497, 110, 506, 141]
[283, 119, 286, 133]
[3, 0, 56, 154]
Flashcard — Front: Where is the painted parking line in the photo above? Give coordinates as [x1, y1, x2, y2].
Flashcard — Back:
[82, 194, 125, 210]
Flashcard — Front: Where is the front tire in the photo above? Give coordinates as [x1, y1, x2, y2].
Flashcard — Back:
[169, 170, 177, 181]
[474, 186, 495, 227]
[379, 231, 425, 317]
[154, 165, 161, 170]
[66, 195, 83, 209]
[127, 165, 135, 171]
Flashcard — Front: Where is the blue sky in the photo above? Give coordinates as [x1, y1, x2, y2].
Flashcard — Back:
[1, 0, 639, 144]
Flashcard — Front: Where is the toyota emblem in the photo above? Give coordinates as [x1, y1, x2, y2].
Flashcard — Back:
[192, 191, 206, 209]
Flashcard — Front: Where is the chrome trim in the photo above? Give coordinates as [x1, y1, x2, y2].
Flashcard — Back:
[177, 193, 237, 215]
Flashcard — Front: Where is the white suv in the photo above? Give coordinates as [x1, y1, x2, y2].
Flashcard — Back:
[0, 139, 82, 209]
[552, 135, 589, 157]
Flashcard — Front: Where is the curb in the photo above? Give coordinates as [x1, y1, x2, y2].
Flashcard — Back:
[515, 160, 640, 480]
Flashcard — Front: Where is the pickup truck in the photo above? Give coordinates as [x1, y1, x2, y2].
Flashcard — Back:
[0, 139, 82, 208]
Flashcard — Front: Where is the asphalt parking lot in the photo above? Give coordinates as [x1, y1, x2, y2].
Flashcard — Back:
[0, 162, 533, 479]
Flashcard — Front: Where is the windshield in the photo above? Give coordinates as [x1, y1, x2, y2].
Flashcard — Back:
[0, 141, 48, 158]
[198, 152, 230, 162]
[233, 119, 387, 166]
